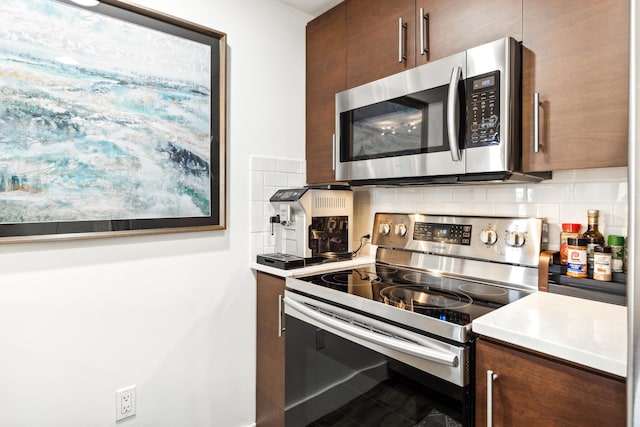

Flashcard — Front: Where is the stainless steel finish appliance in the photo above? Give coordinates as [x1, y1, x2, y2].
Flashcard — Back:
[256, 186, 353, 269]
[284, 213, 547, 426]
[335, 37, 551, 185]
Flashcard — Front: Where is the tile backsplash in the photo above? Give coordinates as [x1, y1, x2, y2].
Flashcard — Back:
[353, 167, 628, 256]
[250, 157, 628, 260]
[251, 156, 306, 259]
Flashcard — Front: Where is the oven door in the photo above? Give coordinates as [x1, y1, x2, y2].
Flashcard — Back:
[284, 291, 472, 426]
[335, 51, 466, 183]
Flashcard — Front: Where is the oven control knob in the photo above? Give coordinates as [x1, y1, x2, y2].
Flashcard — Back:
[506, 231, 526, 247]
[378, 223, 391, 235]
[480, 229, 498, 245]
[394, 223, 407, 237]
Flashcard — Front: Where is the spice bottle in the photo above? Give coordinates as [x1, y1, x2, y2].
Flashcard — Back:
[566, 237, 588, 278]
[560, 223, 581, 265]
[607, 235, 625, 273]
[582, 210, 605, 278]
[593, 246, 612, 281]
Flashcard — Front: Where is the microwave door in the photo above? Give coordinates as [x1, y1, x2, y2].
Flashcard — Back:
[335, 51, 467, 182]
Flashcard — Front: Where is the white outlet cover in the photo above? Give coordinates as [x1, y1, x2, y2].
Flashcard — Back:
[116, 385, 137, 422]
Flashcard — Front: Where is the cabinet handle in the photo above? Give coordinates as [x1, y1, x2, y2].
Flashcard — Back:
[278, 294, 285, 337]
[533, 92, 541, 153]
[487, 370, 498, 426]
[419, 8, 429, 59]
[398, 17, 407, 63]
[332, 133, 336, 171]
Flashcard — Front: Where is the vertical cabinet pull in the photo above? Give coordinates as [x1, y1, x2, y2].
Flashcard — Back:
[278, 294, 285, 337]
[533, 92, 541, 153]
[398, 17, 407, 63]
[419, 8, 429, 59]
[487, 370, 498, 426]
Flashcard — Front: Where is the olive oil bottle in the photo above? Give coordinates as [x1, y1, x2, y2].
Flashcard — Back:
[583, 209, 605, 278]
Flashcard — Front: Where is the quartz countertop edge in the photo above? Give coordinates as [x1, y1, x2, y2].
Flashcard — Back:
[251, 256, 375, 278]
[472, 292, 627, 378]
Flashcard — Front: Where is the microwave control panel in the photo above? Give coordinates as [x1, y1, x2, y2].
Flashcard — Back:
[466, 70, 500, 148]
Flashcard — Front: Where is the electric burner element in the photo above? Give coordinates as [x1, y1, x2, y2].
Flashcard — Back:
[381, 286, 473, 311]
[459, 282, 508, 296]
[402, 272, 453, 287]
[320, 270, 381, 287]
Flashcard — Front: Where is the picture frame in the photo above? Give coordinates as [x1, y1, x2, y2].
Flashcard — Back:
[0, 0, 227, 243]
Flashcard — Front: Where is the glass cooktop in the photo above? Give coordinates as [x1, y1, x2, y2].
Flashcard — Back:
[292, 264, 531, 327]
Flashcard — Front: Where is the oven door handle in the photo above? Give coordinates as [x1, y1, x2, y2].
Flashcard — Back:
[284, 297, 459, 367]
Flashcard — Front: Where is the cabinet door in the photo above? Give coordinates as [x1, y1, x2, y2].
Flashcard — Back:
[346, 0, 415, 89]
[415, 0, 522, 67]
[522, 0, 628, 172]
[476, 338, 625, 427]
[306, 3, 346, 184]
[256, 272, 286, 427]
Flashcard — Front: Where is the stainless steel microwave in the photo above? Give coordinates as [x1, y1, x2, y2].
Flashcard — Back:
[335, 37, 550, 185]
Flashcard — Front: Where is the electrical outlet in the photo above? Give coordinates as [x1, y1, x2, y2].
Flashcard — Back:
[116, 385, 136, 422]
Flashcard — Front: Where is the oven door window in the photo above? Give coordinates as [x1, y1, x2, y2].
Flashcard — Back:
[285, 315, 469, 426]
[339, 84, 450, 162]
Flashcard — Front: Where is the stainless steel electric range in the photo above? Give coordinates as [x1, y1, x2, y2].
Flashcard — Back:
[284, 213, 547, 426]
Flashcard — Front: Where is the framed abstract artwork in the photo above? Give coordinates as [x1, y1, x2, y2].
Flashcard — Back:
[0, 0, 227, 242]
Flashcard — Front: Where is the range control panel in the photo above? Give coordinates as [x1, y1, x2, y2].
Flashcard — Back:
[414, 222, 472, 246]
[371, 213, 547, 267]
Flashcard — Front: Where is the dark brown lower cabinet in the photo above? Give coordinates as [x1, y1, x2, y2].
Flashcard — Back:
[476, 337, 625, 427]
[256, 272, 285, 427]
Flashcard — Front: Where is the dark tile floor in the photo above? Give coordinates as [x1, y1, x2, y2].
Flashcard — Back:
[307, 377, 463, 427]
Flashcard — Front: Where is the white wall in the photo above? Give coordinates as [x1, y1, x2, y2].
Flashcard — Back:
[0, 1, 309, 426]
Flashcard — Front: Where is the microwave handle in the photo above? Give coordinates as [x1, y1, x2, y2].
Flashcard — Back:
[447, 65, 463, 161]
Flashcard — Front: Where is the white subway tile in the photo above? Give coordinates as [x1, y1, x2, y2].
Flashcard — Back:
[251, 172, 264, 202]
[526, 184, 571, 203]
[573, 166, 627, 182]
[277, 159, 303, 174]
[486, 185, 527, 203]
[450, 186, 487, 203]
[374, 188, 398, 203]
[287, 173, 306, 187]
[251, 232, 264, 259]
[397, 188, 423, 203]
[251, 156, 278, 172]
[421, 187, 452, 202]
[547, 170, 577, 183]
[251, 202, 265, 232]
[264, 172, 289, 187]
[264, 187, 278, 202]
[573, 182, 627, 203]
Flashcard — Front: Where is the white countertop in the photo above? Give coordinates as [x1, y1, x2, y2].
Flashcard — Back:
[472, 292, 627, 377]
[251, 256, 374, 278]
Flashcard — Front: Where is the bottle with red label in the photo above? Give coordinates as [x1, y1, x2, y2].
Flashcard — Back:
[560, 223, 581, 265]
